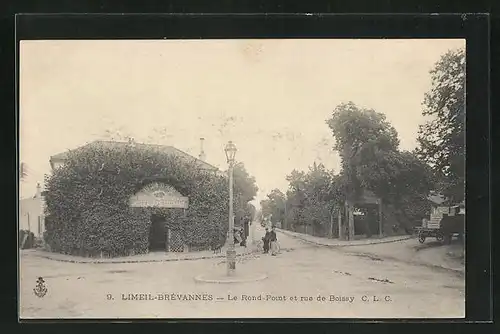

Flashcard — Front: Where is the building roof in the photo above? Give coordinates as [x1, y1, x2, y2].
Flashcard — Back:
[50, 140, 218, 171]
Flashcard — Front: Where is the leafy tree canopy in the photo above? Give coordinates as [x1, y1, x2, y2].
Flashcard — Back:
[326, 101, 400, 159]
[260, 188, 286, 223]
[230, 162, 259, 221]
[326, 102, 401, 200]
[261, 163, 343, 232]
[416, 48, 465, 203]
[326, 101, 434, 204]
[324, 101, 434, 227]
[232, 162, 259, 204]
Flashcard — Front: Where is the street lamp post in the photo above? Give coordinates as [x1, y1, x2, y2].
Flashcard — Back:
[224, 141, 237, 276]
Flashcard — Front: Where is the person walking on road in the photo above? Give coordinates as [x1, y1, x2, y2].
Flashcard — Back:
[269, 226, 278, 256]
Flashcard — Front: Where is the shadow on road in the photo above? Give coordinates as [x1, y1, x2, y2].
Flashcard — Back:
[413, 240, 444, 251]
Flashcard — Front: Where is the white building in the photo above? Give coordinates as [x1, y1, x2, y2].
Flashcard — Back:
[19, 183, 45, 238]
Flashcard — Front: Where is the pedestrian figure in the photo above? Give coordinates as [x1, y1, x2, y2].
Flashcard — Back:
[239, 227, 247, 247]
[270, 226, 278, 256]
[243, 216, 250, 245]
[263, 227, 271, 253]
[234, 228, 242, 246]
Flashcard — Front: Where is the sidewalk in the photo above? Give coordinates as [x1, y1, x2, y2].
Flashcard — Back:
[24, 244, 254, 264]
[276, 228, 412, 247]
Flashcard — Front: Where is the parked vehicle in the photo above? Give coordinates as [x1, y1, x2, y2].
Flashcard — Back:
[414, 203, 465, 244]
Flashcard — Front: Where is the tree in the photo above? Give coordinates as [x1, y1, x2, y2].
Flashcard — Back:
[326, 102, 401, 238]
[281, 163, 342, 235]
[416, 48, 465, 203]
[326, 102, 400, 201]
[326, 102, 434, 235]
[260, 188, 286, 224]
[232, 163, 258, 203]
[355, 149, 433, 203]
[260, 199, 271, 217]
[357, 149, 434, 224]
[285, 170, 307, 229]
[301, 163, 335, 235]
[231, 162, 259, 223]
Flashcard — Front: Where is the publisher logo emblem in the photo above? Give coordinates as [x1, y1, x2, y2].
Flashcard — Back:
[33, 277, 48, 298]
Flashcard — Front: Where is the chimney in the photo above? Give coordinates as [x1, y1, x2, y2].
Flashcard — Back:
[36, 182, 41, 198]
[199, 138, 206, 161]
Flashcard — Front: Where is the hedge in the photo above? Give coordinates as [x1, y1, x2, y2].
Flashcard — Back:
[44, 142, 229, 257]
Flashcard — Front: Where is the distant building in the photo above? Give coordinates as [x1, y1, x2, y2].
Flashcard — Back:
[19, 183, 45, 238]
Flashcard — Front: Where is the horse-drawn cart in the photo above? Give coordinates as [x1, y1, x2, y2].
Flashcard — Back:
[414, 226, 444, 243]
[415, 203, 464, 244]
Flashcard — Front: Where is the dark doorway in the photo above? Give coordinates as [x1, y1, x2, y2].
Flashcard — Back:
[353, 214, 366, 236]
[353, 204, 380, 237]
[148, 214, 167, 252]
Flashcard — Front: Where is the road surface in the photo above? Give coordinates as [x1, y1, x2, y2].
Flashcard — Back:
[20, 224, 465, 319]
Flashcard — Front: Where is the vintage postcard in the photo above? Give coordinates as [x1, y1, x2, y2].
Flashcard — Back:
[19, 38, 466, 319]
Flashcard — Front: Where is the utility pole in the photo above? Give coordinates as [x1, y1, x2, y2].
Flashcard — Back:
[344, 142, 356, 241]
[378, 198, 383, 237]
[338, 208, 343, 240]
[284, 198, 287, 230]
[329, 205, 335, 238]
[348, 201, 355, 240]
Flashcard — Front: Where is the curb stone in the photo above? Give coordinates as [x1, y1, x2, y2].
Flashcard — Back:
[277, 229, 412, 247]
[28, 248, 256, 264]
[194, 272, 268, 284]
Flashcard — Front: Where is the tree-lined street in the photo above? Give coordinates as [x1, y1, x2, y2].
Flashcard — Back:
[20, 39, 468, 320]
[20, 223, 464, 319]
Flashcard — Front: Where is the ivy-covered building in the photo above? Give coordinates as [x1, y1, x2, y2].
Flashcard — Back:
[49, 139, 218, 173]
[43, 139, 229, 257]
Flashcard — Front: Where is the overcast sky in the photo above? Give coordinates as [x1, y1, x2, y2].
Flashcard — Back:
[19, 39, 465, 204]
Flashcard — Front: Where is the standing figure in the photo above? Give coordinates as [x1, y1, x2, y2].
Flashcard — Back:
[239, 227, 247, 247]
[263, 227, 271, 254]
[234, 227, 242, 246]
[243, 216, 250, 243]
[269, 226, 278, 256]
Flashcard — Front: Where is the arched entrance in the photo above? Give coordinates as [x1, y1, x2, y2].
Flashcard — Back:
[148, 214, 167, 252]
[129, 182, 189, 252]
